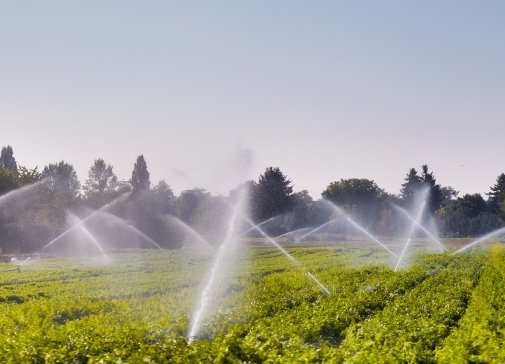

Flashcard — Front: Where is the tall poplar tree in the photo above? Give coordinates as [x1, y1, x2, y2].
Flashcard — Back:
[131, 155, 151, 193]
[0, 145, 18, 173]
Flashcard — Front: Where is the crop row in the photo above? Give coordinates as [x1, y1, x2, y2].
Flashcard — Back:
[0, 247, 494, 363]
[436, 245, 505, 363]
[339, 252, 486, 363]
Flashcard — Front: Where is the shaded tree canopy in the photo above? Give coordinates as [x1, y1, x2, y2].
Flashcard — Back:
[487, 173, 505, 212]
[321, 178, 383, 229]
[131, 155, 151, 192]
[153, 179, 175, 215]
[41, 161, 81, 197]
[177, 188, 210, 224]
[17, 166, 42, 187]
[252, 167, 295, 222]
[0, 145, 18, 173]
[440, 186, 459, 206]
[0, 168, 19, 196]
[440, 193, 500, 237]
[286, 190, 314, 230]
[322, 178, 383, 207]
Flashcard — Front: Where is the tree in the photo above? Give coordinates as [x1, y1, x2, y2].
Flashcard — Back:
[400, 165, 442, 213]
[321, 178, 383, 230]
[153, 180, 176, 215]
[279, 190, 317, 232]
[440, 193, 500, 237]
[420, 165, 443, 214]
[17, 166, 42, 186]
[487, 173, 505, 212]
[177, 188, 210, 224]
[83, 158, 119, 208]
[41, 161, 81, 197]
[400, 168, 422, 205]
[252, 167, 295, 222]
[322, 178, 383, 208]
[0, 145, 18, 173]
[440, 186, 459, 206]
[0, 168, 19, 196]
[131, 155, 151, 193]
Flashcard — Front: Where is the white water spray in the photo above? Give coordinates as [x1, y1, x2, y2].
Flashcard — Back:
[391, 204, 446, 251]
[308, 272, 330, 294]
[239, 214, 330, 294]
[394, 200, 426, 272]
[453, 227, 505, 254]
[346, 217, 399, 258]
[274, 227, 313, 241]
[78, 225, 110, 261]
[188, 190, 247, 341]
[239, 214, 283, 236]
[128, 225, 170, 256]
[167, 215, 215, 252]
[0, 180, 44, 206]
[322, 200, 398, 258]
[66, 213, 111, 261]
[296, 217, 340, 242]
[40, 192, 131, 251]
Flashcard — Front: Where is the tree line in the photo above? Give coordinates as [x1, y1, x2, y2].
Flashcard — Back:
[0, 145, 504, 253]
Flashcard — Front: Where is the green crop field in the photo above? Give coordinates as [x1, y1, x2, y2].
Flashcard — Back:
[0, 243, 504, 363]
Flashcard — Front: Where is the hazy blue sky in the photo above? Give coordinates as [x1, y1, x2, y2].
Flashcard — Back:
[1, 1, 504, 198]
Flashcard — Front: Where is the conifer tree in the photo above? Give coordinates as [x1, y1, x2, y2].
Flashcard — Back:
[420, 164, 443, 214]
[487, 173, 505, 212]
[400, 168, 422, 205]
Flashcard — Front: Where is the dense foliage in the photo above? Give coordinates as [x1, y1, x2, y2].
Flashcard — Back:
[0, 144, 504, 256]
[0, 245, 504, 363]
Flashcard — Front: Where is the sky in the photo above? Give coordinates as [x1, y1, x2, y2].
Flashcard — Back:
[1, 1, 504, 199]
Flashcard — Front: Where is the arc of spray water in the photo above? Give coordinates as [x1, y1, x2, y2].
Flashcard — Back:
[78, 225, 110, 261]
[127, 225, 170, 256]
[188, 213, 238, 341]
[188, 190, 247, 342]
[68, 213, 110, 261]
[238, 214, 284, 237]
[0, 179, 45, 206]
[90, 211, 171, 255]
[322, 200, 399, 259]
[273, 227, 314, 241]
[238, 213, 330, 294]
[296, 216, 341, 242]
[452, 227, 505, 255]
[166, 215, 215, 252]
[0, 257, 31, 273]
[40, 192, 131, 251]
[345, 217, 399, 258]
[391, 204, 446, 251]
[19, 257, 31, 266]
[394, 201, 426, 272]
